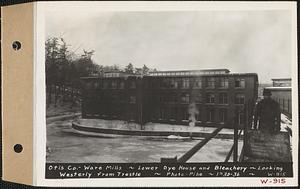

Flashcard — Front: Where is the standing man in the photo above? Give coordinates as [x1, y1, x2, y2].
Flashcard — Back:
[253, 89, 281, 132]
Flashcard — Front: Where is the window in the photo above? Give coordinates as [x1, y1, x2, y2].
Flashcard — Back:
[112, 107, 120, 118]
[171, 94, 177, 103]
[170, 108, 177, 120]
[181, 94, 190, 103]
[111, 80, 117, 89]
[219, 109, 227, 123]
[151, 108, 157, 120]
[119, 81, 124, 89]
[206, 93, 215, 104]
[159, 95, 164, 103]
[98, 81, 103, 89]
[103, 81, 108, 89]
[85, 81, 93, 90]
[182, 108, 189, 121]
[191, 92, 202, 103]
[160, 79, 169, 88]
[130, 81, 136, 89]
[93, 81, 99, 89]
[96, 94, 102, 103]
[235, 78, 245, 88]
[159, 108, 165, 119]
[164, 95, 170, 103]
[193, 78, 202, 89]
[235, 94, 245, 104]
[195, 110, 201, 122]
[129, 96, 136, 104]
[195, 93, 202, 103]
[112, 94, 119, 102]
[219, 93, 228, 104]
[107, 81, 112, 89]
[238, 112, 245, 125]
[219, 78, 229, 88]
[170, 78, 178, 88]
[206, 77, 215, 88]
[182, 78, 190, 89]
[151, 81, 157, 89]
[207, 109, 215, 122]
[120, 94, 126, 102]
[189, 105, 201, 122]
[129, 111, 136, 121]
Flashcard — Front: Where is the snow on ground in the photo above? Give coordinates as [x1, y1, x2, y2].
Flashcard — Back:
[47, 118, 242, 163]
[47, 114, 291, 163]
[281, 113, 292, 132]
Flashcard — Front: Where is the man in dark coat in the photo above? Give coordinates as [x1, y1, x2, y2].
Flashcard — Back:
[253, 89, 281, 132]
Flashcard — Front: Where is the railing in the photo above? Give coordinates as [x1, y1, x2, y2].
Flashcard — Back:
[160, 100, 254, 163]
[276, 97, 292, 118]
[224, 103, 250, 162]
[224, 129, 243, 162]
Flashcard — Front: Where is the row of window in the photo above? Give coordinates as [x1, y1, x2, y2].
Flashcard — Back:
[85, 80, 136, 90]
[275, 98, 291, 114]
[85, 93, 246, 105]
[158, 93, 245, 105]
[149, 70, 228, 76]
[154, 108, 245, 124]
[83, 77, 246, 90]
[85, 94, 137, 104]
[85, 108, 245, 125]
[154, 78, 245, 89]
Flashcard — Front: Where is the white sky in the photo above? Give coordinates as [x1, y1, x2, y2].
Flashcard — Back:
[44, 2, 293, 83]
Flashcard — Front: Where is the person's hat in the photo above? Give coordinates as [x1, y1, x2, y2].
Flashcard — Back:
[263, 88, 272, 96]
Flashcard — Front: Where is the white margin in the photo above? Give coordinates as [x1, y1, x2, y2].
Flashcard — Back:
[34, 1, 298, 187]
[34, 2, 46, 186]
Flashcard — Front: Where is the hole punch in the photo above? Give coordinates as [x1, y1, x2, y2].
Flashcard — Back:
[14, 144, 23, 153]
[12, 41, 21, 51]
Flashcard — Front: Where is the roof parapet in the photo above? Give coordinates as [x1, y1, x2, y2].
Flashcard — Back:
[149, 69, 230, 76]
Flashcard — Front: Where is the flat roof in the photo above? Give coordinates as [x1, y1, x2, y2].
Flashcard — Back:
[271, 78, 291, 81]
[149, 69, 230, 73]
[147, 72, 257, 76]
[265, 87, 291, 90]
[81, 72, 258, 80]
[149, 69, 230, 75]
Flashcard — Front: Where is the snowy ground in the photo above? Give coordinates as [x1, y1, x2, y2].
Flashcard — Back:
[47, 119, 242, 163]
[280, 114, 292, 133]
[46, 113, 291, 163]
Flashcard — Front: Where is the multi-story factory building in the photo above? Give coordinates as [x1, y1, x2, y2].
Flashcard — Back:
[81, 69, 258, 128]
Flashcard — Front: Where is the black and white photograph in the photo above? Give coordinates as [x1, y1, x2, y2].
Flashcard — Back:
[41, 1, 297, 185]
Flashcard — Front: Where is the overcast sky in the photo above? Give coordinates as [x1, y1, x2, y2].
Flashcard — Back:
[45, 6, 293, 83]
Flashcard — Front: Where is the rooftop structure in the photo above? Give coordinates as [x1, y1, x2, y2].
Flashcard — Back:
[272, 78, 291, 87]
[148, 69, 230, 76]
[266, 78, 292, 117]
[103, 71, 140, 78]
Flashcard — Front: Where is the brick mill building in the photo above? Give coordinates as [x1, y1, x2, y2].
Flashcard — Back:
[81, 69, 258, 128]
